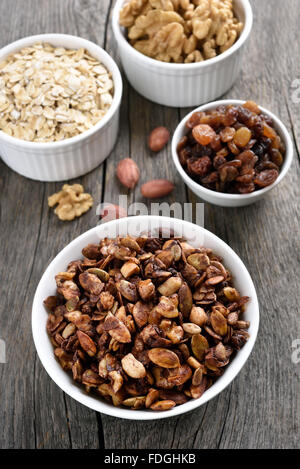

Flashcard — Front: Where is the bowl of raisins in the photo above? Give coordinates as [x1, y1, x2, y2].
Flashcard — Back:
[172, 100, 293, 207]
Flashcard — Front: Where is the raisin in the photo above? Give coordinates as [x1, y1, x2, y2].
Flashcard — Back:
[227, 140, 240, 155]
[237, 106, 252, 124]
[192, 124, 216, 145]
[219, 165, 239, 183]
[213, 155, 227, 169]
[216, 147, 229, 159]
[243, 101, 261, 115]
[236, 170, 255, 184]
[236, 150, 258, 169]
[223, 106, 238, 126]
[236, 182, 256, 194]
[270, 148, 283, 167]
[262, 123, 277, 140]
[187, 156, 212, 177]
[211, 134, 222, 152]
[177, 136, 188, 152]
[178, 148, 190, 167]
[220, 127, 236, 143]
[233, 127, 252, 147]
[201, 171, 219, 184]
[186, 112, 204, 129]
[254, 169, 279, 187]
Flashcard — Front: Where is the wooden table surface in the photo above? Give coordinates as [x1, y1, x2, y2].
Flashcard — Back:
[0, 0, 299, 449]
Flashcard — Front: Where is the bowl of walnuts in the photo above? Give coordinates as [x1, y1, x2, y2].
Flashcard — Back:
[112, 0, 253, 107]
[32, 216, 259, 420]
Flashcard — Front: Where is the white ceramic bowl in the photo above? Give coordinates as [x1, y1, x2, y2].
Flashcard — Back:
[112, 0, 253, 107]
[0, 34, 123, 181]
[172, 100, 294, 207]
[32, 215, 259, 420]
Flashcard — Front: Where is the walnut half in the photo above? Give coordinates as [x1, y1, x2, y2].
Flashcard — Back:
[48, 184, 93, 221]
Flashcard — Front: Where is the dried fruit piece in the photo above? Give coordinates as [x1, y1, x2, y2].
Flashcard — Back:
[192, 124, 216, 145]
[254, 169, 279, 187]
[148, 126, 170, 152]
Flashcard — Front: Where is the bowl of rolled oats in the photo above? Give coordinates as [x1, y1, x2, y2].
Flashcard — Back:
[112, 0, 253, 107]
[0, 34, 122, 181]
[32, 216, 259, 420]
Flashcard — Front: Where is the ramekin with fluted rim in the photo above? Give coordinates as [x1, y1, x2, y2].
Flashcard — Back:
[32, 215, 259, 420]
[0, 34, 123, 182]
[172, 100, 294, 207]
[112, 0, 253, 108]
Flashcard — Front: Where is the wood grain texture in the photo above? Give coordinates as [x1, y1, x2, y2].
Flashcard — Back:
[0, 0, 299, 449]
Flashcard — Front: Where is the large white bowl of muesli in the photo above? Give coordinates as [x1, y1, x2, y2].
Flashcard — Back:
[0, 34, 123, 181]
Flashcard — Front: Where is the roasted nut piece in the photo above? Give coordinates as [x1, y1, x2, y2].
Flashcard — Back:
[210, 310, 228, 336]
[191, 334, 209, 361]
[187, 253, 210, 271]
[46, 234, 250, 411]
[121, 261, 140, 279]
[178, 283, 193, 317]
[150, 400, 176, 411]
[138, 279, 155, 301]
[158, 276, 182, 296]
[148, 126, 170, 152]
[132, 301, 151, 328]
[182, 323, 201, 335]
[145, 388, 160, 408]
[155, 296, 179, 318]
[190, 306, 208, 326]
[119, 279, 138, 302]
[103, 313, 131, 343]
[148, 348, 180, 368]
[116, 158, 140, 189]
[77, 331, 97, 357]
[121, 353, 147, 379]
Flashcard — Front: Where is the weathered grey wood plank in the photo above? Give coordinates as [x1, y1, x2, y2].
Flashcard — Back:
[0, 0, 299, 450]
[0, 0, 113, 449]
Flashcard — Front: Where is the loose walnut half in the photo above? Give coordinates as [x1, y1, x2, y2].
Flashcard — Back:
[45, 234, 250, 411]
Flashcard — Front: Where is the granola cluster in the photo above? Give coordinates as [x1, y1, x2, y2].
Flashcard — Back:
[0, 43, 113, 142]
[119, 0, 243, 63]
[45, 235, 250, 411]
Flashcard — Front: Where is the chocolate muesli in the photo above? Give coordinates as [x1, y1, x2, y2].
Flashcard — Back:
[45, 235, 250, 411]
